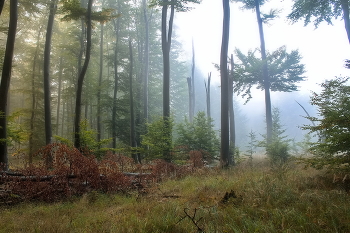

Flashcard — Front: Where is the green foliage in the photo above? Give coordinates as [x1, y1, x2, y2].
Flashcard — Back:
[260, 107, 291, 166]
[233, 46, 306, 102]
[302, 77, 350, 172]
[175, 112, 219, 161]
[141, 116, 174, 161]
[55, 120, 112, 158]
[244, 130, 257, 162]
[59, 0, 118, 23]
[232, 0, 268, 10]
[288, 0, 343, 28]
[149, 0, 202, 12]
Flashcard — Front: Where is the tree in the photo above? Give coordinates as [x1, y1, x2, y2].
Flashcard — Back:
[288, 0, 350, 44]
[0, 0, 18, 170]
[220, 0, 231, 168]
[175, 111, 219, 162]
[260, 107, 291, 166]
[233, 0, 274, 143]
[302, 77, 350, 172]
[149, 0, 201, 159]
[74, 0, 93, 150]
[204, 72, 211, 119]
[43, 0, 57, 166]
[233, 46, 306, 102]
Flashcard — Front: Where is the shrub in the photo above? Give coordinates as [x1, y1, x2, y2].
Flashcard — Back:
[302, 77, 350, 173]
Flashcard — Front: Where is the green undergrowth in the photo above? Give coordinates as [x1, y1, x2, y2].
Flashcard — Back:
[1, 161, 349, 232]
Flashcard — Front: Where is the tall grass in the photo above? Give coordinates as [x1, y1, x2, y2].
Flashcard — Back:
[1, 160, 349, 232]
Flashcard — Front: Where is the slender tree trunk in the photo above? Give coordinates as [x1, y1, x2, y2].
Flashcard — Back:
[0, 0, 17, 170]
[191, 39, 195, 120]
[229, 54, 235, 165]
[74, 0, 93, 149]
[161, 0, 174, 162]
[28, 26, 43, 164]
[143, 0, 150, 122]
[205, 72, 211, 119]
[187, 76, 193, 120]
[112, 5, 120, 149]
[56, 55, 63, 135]
[255, 0, 272, 144]
[97, 23, 104, 143]
[0, 0, 4, 15]
[43, 1, 57, 167]
[341, 0, 350, 44]
[129, 39, 137, 163]
[220, 0, 230, 168]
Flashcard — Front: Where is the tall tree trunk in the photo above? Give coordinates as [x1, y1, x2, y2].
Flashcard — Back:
[187, 76, 192, 120]
[112, 3, 120, 149]
[205, 72, 211, 119]
[229, 54, 235, 165]
[74, 0, 93, 149]
[97, 22, 104, 143]
[29, 26, 43, 163]
[0, 0, 17, 170]
[129, 39, 137, 163]
[255, 0, 272, 144]
[161, 0, 174, 162]
[220, 0, 230, 168]
[143, 0, 150, 122]
[191, 39, 195, 121]
[340, 0, 350, 44]
[56, 55, 63, 135]
[43, 0, 56, 168]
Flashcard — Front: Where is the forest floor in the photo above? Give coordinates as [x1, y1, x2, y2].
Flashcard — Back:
[0, 159, 349, 233]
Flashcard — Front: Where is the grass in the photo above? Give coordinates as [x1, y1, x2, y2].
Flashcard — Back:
[1, 159, 350, 232]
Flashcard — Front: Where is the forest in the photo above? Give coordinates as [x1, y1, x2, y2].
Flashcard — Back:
[0, 0, 350, 231]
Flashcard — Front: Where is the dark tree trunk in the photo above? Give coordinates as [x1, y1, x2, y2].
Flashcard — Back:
[56, 55, 63, 135]
[340, 0, 350, 44]
[0, 0, 17, 170]
[43, 0, 56, 167]
[143, 0, 150, 122]
[74, 0, 93, 149]
[97, 23, 104, 143]
[229, 54, 235, 165]
[255, 0, 272, 144]
[112, 4, 120, 149]
[161, 0, 174, 162]
[220, 0, 230, 168]
[0, 0, 4, 15]
[29, 26, 43, 164]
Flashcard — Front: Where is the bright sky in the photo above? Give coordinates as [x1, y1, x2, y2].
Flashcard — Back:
[176, 0, 350, 95]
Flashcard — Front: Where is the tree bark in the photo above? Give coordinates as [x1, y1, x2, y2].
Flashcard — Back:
[97, 22, 104, 143]
[0, 0, 17, 170]
[220, 0, 230, 168]
[143, 0, 150, 122]
[129, 39, 137, 163]
[74, 0, 93, 149]
[340, 0, 350, 44]
[112, 3, 120, 149]
[255, 0, 272, 144]
[229, 54, 235, 165]
[56, 55, 63, 135]
[205, 72, 211, 119]
[161, 0, 174, 161]
[43, 0, 57, 168]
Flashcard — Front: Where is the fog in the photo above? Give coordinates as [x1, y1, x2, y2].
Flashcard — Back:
[174, 0, 350, 149]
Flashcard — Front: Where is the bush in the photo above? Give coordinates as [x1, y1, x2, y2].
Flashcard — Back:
[302, 77, 350, 173]
[175, 112, 219, 162]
